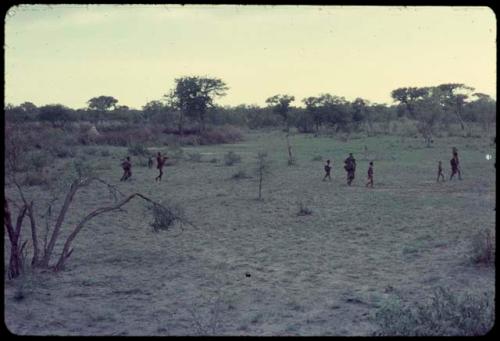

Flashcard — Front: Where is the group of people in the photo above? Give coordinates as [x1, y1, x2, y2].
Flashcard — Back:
[121, 147, 463, 187]
[322, 153, 374, 187]
[120, 151, 169, 182]
[322, 147, 463, 187]
[436, 147, 462, 182]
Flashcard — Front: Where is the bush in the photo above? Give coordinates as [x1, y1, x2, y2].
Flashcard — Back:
[470, 228, 495, 265]
[311, 155, 323, 161]
[373, 286, 494, 336]
[187, 152, 203, 162]
[149, 203, 185, 232]
[224, 151, 241, 166]
[28, 150, 52, 172]
[22, 172, 49, 187]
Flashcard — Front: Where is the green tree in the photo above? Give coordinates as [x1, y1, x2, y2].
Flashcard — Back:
[436, 83, 474, 131]
[87, 95, 119, 111]
[38, 104, 74, 128]
[391, 87, 429, 119]
[167, 76, 228, 133]
[302, 96, 323, 132]
[265, 94, 295, 132]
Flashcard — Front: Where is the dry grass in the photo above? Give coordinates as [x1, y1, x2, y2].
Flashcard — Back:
[4, 130, 495, 336]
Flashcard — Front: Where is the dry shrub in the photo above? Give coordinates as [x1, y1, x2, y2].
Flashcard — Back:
[470, 228, 495, 265]
[224, 151, 241, 166]
[373, 287, 494, 336]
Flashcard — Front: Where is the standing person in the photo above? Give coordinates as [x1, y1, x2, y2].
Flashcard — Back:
[437, 161, 445, 182]
[155, 152, 169, 182]
[120, 156, 132, 181]
[344, 153, 356, 186]
[366, 161, 374, 188]
[147, 156, 154, 169]
[450, 149, 462, 180]
[323, 159, 332, 181]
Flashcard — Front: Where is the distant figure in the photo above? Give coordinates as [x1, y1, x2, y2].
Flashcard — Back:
[449, 148, 462, 180]
[148, 156, 154, 169]
[323, 159, 332, 181]
[436, 161, 445, 182]
[120, 156, 132, 181]
[155, 152, 169, 182]
[366, 161, 374, 188]
[344, 153, 356, 186]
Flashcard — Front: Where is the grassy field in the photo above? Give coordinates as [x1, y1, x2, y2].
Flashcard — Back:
[4, 130, 496, 335]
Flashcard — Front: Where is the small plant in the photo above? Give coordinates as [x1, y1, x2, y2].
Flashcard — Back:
[297, 202, 313, 216]
[470, 228, 495, 265]
[209, 158, 218, 163]
[372, 286, 495, 336]
[311, 155, 323, 161]
[224, 151, 241, 166]
[187, 152, 203, 162]
[22, 172, 49, 187]
[149, 203, 185, 233]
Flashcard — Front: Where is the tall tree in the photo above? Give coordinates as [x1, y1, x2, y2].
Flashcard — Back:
[167, 76, 228, 133]
[302, 96, 323, 132]
[265, 94, 295, 132]
[87, 96, 119, 111]
[436, 83, 474, 131]
[38, 104, 74, 128]
[391, 87, 429, 118]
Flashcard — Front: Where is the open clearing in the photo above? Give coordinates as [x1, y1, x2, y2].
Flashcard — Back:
[4, 131, 496, 335]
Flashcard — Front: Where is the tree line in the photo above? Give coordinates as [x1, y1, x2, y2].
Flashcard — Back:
[5, 77, 496, 141]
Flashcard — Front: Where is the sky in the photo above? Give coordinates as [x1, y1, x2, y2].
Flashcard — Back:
[4, 5, 497, 109]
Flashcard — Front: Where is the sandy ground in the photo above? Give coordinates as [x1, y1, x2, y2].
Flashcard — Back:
[4, 131, 496, 335]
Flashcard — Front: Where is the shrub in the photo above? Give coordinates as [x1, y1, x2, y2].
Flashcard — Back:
[84, 147, 99, 156]
[224, 151, 241, 166]
[28, 150, 52, 172]
[297, 202, 313, 216]
[22, 172, 49, 187]
[187, 152, 203, 162]
[470, 228, 495, 265]
[149, 203, 185, 232]
[311, 155, 323, 161]
[373, 286, 494, 336]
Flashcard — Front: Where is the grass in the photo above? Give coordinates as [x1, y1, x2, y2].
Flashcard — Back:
[4, 129, 495, 336]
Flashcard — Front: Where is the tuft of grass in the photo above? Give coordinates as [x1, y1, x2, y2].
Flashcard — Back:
[224, 151, 241, 166]
[297, 202, 313, 216]
[372, 286, 494, 336]
[231, 169, 250, 180]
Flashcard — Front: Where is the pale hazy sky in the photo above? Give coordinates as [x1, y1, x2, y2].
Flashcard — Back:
[4, 5, 497, 109]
